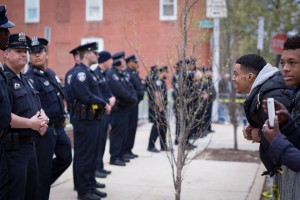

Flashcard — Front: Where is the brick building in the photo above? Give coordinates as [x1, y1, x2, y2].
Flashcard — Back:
[2, 0, 211, 79]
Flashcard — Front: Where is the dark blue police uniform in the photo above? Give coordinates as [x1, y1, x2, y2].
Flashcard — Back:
[1, 33, 41, 200]
[25, 36, 72, 200]
[106, 52, 138, 166]
[0, 6, 14, 199]
[68, 42, 107, 200]
[147, 67, 168, 152]
[124, 55, 145, 158]
[92, 66, 113, 172]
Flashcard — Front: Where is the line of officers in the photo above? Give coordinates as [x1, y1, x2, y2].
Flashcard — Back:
[0, 6, 216, 200]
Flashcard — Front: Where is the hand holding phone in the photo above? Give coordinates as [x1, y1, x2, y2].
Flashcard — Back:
[267, 98, 275, 128]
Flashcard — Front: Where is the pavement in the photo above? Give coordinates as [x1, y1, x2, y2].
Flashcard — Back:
[49, 122, 265, 200]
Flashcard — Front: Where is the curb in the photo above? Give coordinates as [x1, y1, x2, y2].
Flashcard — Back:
[247, 162, 266, 200]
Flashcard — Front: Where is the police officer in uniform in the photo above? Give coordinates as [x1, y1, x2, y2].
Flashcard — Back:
[106, 51, 138, 166]
[26, 37, 72, 200]
[91, 50, 115, 178]
[146, 65, 159, 125]
[124, 55, 144, 159]
[147, 66, 169, 152]
[69, 42, 109, 200]
[0, 5, 15, 199]
[2, 33, 48, 200]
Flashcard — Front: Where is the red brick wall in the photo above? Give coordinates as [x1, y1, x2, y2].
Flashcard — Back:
[2, 0, 211, 80]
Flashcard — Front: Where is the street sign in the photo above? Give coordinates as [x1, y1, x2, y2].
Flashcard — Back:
[270, 33, 288, 54]
[206, 0, 227, 18]
[197, 20, 214, 28]
[257, 17, 264, 50]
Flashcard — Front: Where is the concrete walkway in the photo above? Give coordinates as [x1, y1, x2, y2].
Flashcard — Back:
[50, 122, 265, 200]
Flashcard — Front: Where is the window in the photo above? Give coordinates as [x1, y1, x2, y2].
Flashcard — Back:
[81, 37, 104, 52]
[25, 0, 40, 23]
[159, 0, 177, 21]
[86, 0, 103, 21]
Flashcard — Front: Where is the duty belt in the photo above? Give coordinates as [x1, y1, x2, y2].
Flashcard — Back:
[49, 118, 65, 127]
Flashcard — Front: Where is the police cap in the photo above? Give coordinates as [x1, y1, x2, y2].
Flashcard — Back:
[125, 55, 138, 63]
[77, 42, 98, 52]
[98, 50, 112, 63]
[159, 66, 168, 73]
[6, 32, 30, 50]
[185, 57, 197, 65]
[0, 5, 15, 28]
[150, 65, 158, 72]
[69, 45, 81, 55]
[112, 51, 125, 66]
[28, 37, 48, 53]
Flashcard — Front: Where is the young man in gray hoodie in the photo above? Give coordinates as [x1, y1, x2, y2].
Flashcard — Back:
[232, 54, 293, 176]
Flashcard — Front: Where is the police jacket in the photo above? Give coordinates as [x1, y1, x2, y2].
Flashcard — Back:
[26, 66, 65, 120]
[92, 66, 113, 102]
[243, 64, 293, 175]
[0, 66, 11, 131]
[64, 64, 78, 104]
[106, 67, 138, 109]
[268, 87, 300, 172]
[126, 67, 144, 102]
[4, 65, 41, 136]
[70, 63, 107, 107]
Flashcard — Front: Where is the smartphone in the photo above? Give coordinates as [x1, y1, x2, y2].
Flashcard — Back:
[267, 98, 275, 128]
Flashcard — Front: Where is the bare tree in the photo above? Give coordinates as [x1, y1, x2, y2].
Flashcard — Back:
[123, 1, 219, 199]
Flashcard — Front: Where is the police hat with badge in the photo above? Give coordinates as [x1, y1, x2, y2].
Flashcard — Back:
[77, 42, 98, 53]
[69, 45, 81, 56]
[28, 37, 48, 53]
[0, 5, 15, 29]
[112, 51, 125, 67]
[5, 32, 30, 50]
[125, 54, 138, 64]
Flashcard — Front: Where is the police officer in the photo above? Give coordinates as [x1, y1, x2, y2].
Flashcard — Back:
[147, 66, 169, 152]
[69, 42, 109, 200]
[25, 37, 72, 200]
[0, 5, 15, 200]
[146, 65, 159, 125]
[91, 50, 115, 178]
[106, 51, 138, 166]
[123, 55, 144, 159]
[2, 33, 48, 200]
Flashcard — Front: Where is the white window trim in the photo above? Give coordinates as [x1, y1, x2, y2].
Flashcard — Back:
[159, 0, 177, 21]
[25, 0, 40, 23]
[86, 0, 103, 21]
[81, 37, 104, 52]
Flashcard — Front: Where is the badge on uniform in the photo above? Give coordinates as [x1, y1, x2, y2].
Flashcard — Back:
[14, 82, 21, 89]
[44, 81, 50, 86]
[112, 74, 119, 81]
[77, 72, 86, 82]
[67, 74, 72, 85]
[29, 78, 34, 84]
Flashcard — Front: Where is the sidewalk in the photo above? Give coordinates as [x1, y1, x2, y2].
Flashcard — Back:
[50, 122, 264, 200]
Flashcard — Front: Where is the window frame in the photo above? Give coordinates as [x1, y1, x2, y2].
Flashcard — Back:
[86, 0, 103, 21]
[25, 0, 40, 23]
[159, 0, 177, 21]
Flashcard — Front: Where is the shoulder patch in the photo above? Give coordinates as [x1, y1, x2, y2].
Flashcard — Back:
[77, 72, 86, 82]
[112, 74, 119, 81]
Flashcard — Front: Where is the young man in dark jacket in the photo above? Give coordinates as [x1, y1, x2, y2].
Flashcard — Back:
[232, 54, 293, 176]
[263, 35, 300, 199]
